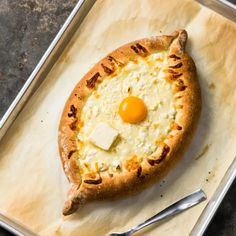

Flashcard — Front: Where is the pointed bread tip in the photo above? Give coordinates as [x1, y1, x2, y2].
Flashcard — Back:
[170, 29, 188, 54]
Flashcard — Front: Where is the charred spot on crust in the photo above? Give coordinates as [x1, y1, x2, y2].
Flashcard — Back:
[131, 45, 139, 53]
[107, 55, 124, 66]
[167, 73, 183, 82]
[174, 79, 187, 92]
[131, 43, 148, 56]
[159, 144, 170, 161]
[78, 95, 84, 100]
[68, 105, 77, 118]
[177, 79, 184, 85]
[171, 73, 183, 79]
[86, 72, 101, 89]
[84, 177, 102, 185]
[136, 43, 148, 54]
[155, 144, 170, 164]
[69, 119, 78, 130]
[148, 159, 155, 166]
[175, 83, 187, 92]
[176, 125, 182, 130]
[116, 165, 122, 171]
[148, 144, 170, 166]
[101, 63, 114, 75]
[105, 56, 124, 74]
[169, 62, 183, 69]
[169, 54, 181, 60]
[177, 85, 187, 91]
[168, 69, 179, 74]
[171, 122, 182, 130]
[166, 69, 182, 80]
[175, 95, 182, 99]
[137, 166, 142, 178]
[68, 150, 76, 159]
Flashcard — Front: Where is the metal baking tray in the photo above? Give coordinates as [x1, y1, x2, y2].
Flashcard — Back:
[0, 0, 235, 235]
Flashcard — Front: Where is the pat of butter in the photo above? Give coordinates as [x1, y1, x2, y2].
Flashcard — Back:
[88, 123, 119, 150]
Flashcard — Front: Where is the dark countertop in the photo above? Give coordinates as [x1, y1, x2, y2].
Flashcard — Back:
[0, 1, 235, 235]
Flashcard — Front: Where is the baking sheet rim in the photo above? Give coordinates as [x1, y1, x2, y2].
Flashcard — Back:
[0, 0, 236, 235]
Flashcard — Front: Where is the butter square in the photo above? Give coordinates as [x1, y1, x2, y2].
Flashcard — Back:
[88, 123, 119, 150]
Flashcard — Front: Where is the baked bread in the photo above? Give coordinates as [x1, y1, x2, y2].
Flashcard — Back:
[58, 29, 201, 215]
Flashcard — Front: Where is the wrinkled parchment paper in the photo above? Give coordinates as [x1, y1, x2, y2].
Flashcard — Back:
[0, 0, 236, 235]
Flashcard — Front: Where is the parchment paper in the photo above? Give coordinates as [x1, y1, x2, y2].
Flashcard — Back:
[0, 0, 236, 235]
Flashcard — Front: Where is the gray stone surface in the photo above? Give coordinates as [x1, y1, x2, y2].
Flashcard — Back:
[0, 0, 235, 236]
[0, 0, 77, 118]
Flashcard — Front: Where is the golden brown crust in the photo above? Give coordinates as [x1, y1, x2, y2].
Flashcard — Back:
[58, 29, 201, 216]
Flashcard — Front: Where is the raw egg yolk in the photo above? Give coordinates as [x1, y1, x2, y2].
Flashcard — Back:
[118, 96, 147, 123]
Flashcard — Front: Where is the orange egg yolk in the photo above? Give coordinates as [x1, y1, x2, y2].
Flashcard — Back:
[118, 96, 147, 123]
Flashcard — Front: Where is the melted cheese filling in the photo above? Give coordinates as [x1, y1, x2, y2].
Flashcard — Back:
[77, 52, 177, 173]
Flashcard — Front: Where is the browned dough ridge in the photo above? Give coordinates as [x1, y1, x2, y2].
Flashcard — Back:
[58, 29, 201, 216]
